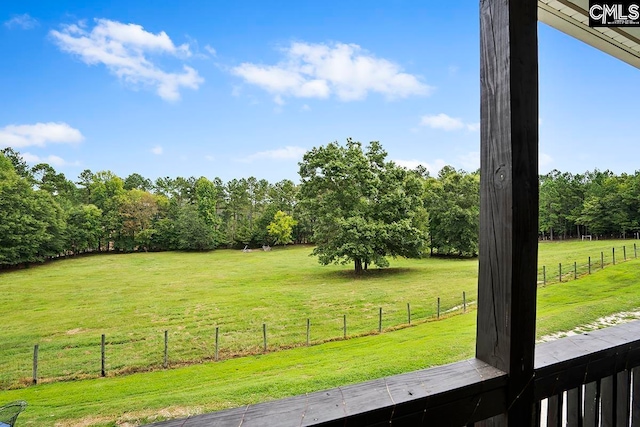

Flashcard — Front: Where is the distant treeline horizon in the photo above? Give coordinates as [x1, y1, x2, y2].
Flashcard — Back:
[2, 146, 639, 269]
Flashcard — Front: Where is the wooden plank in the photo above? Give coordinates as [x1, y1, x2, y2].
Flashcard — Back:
[145, 358, 507, 427]
[534, 400, 541, 427]
[410, 358, 506, 398]
[632, 367, 640, 427]
[340, 378, 394, 425]
[419, 387, 506, 426]
[602, 375, 615, 427]
[387, 359, 507, 423]
[534, 321, 640, 401]
[182, 406, 248, 426]
[583, 381, 599, 427]
[145, 405, 248, 426]
[567, 387, 582, 427]
[241, 394, 308, 427]
[301, 388, 347, 426]
[476, 0, 539, 425]
[147, 420, 194, 427]
[547, 394, 562, 427]
[616, 370, 630, 427]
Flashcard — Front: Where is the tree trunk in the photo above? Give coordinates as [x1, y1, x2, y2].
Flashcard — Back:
[354, 258, 363, 274]
[364, 261, 368, 271]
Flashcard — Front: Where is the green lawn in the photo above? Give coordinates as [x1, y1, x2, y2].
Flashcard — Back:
[0, 246, 479, 389]
[537, 239, 637, 283]
[1, 240, 639, 425]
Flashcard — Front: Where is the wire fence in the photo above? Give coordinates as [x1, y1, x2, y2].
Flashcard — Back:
[5, 243, 638, 389]
[537, 243, 638, 286]
[3, 292, 473, 389]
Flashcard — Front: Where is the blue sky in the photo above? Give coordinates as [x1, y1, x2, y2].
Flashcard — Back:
[1, 1, 638, 184]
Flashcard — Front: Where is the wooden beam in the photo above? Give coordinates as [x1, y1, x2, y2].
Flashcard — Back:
[144, 358, 508, 427]
[476, 0, 539, 425]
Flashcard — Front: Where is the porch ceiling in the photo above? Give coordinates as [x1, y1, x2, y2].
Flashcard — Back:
[538, 0, 640, 69]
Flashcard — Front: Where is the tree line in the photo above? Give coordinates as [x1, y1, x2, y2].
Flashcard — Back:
[2, 143, 639, 271]
[539, 169, 640, 240]
[1, 147, 304, 267]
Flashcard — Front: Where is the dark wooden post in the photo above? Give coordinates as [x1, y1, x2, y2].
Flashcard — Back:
[262, 323, 267, 353]
[343, 314, 347, 339]
[33, 344, 39, 385]
[477, 0, 539, 425]
[101, 334, 106, 377]
[559, 263, 562, 282]
[215, 327, 219, 361]
[164, 330, 168, 368]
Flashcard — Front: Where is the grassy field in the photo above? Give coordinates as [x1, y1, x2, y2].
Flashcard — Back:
[0, 239, 639, 425]
[0, 245, 479, 389]
[0, 239, 636, 389]
[537, 239, 637, 283]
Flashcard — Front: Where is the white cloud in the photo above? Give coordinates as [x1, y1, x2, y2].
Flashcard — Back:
[419, 113, 479, 132]
[233, 41, 432, 102]
[0, 122, 84, 148]
[50, 19, 204, 101]
[394, 158, 447, 174]
[458, 151, 480, 171]
[21, 152, 78, 167]
[4, 14, 38, 30]
[301, 104, 311, 111]
[420, 113, 464, 131]
[241, 146, 306, 162]
[204, 45, 217, 56]
[151, 145, 163, 155]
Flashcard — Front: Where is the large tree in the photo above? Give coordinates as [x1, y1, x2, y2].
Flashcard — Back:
[423, 166, 480, 257]
[299, 139, 426, 273]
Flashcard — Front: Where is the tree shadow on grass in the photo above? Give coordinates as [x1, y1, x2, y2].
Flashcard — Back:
[316, 267, 416, 281]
